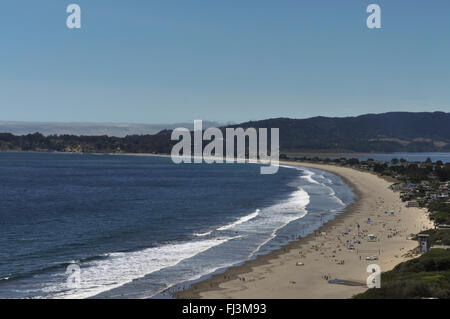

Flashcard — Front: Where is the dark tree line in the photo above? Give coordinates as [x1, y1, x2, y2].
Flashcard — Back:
[0, 132, 175, 154]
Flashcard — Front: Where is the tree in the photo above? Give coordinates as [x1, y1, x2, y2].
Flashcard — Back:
[436, 166, 450, 182]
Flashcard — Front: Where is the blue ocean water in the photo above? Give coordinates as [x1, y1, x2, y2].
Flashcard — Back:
[0, 152, 354, 299]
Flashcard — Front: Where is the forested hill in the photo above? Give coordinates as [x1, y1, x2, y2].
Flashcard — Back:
[1, 112, 450, 153]
[232, 112, 450, 152]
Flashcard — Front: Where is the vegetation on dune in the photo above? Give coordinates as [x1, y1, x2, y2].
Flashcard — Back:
[354, 249, 450, 299]
[428, 202, 450, 226]
[416, 230, 450, 247]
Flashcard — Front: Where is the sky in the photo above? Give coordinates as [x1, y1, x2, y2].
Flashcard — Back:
[1, 0, 449, 124]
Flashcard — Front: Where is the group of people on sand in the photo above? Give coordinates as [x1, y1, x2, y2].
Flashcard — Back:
[289, 199, 411, 287]
[321, 274, 332, 281]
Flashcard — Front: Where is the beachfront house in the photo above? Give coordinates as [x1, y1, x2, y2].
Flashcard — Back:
[391, 183, 409, 192]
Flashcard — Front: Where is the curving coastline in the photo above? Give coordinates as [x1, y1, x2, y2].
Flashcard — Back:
[175, 162, 433, 299]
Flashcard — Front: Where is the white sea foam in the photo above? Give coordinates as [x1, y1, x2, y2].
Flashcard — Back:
[316, 174, 333, 184]
[45, 237, 236, 299]
[283, 165, 344, 206]
[248, 187, 310, 257]
[244, 164, 349, 257]
[217, 209, 260, 231]
[187, 166, 344, 291]
[193, 230, 214, 237]
[300, 169, 320, 184]
[51, 165, 339, 299]
[193, 186, 310, 259]
[151, 263, 234, 298]
[321, 183, 345, 206]
[194, 209, 261, 236]
[278, 165, 320, 185]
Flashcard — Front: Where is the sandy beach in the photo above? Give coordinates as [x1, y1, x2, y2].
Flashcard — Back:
[175, 162, 433, 299]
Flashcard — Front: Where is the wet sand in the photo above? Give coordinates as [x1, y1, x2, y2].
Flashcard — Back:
[175, 162, 432, 299]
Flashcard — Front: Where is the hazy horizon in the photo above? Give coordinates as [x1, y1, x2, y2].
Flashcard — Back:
[0, 109, 450, 126]
[2, 110, 449, 137]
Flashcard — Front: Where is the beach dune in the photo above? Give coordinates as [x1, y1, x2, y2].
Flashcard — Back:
[176, 162, 433, 299]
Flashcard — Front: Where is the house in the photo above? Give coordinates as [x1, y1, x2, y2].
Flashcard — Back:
[421, 180, 431, 187]
[391, 183, 408, 192]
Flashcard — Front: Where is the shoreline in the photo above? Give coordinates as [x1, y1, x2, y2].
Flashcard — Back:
[0, 151, 435, 298]
[175, 162, 433, 299]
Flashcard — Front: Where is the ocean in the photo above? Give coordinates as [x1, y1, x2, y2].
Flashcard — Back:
[0, 152, 354, 299]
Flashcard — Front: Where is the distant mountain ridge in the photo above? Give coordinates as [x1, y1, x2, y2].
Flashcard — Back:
[1, 112, 450, 153]
[230, 112, 450, 152]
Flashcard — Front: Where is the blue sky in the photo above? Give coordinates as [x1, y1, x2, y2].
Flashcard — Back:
[1, 0, 449, 124]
